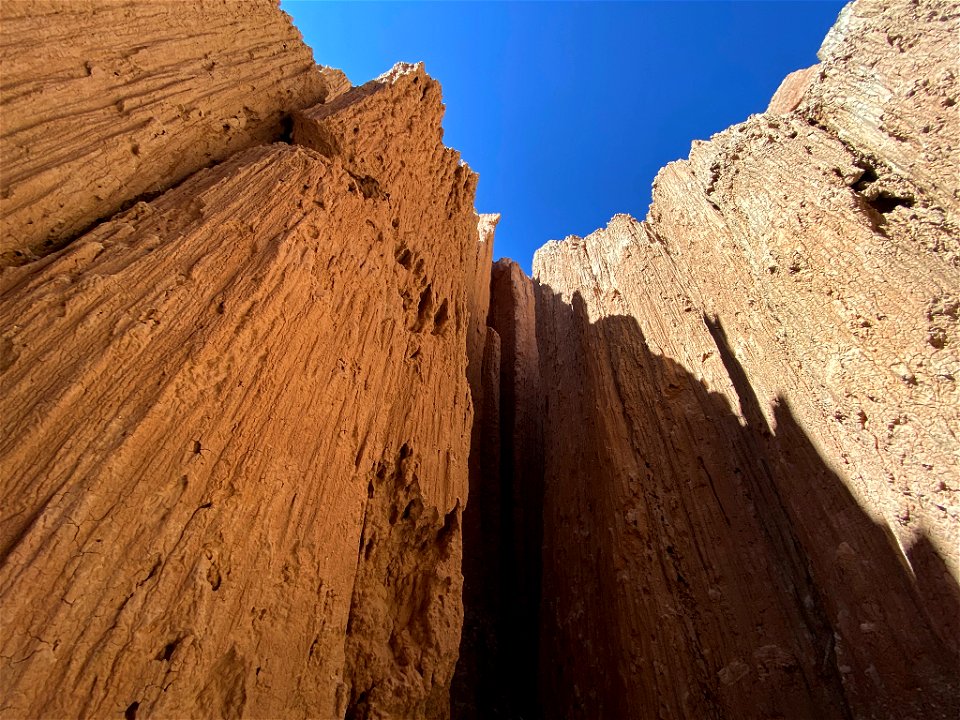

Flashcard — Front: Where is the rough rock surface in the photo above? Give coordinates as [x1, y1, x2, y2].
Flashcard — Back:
[0, 56, 488, 720]
[534, 213, 957, 718]
[0, 0, 340, 267]
[801, 0, 960, 227]
[767, 65, 819, 114]
[501, 0, 959, 717]
[2, 0, 959, 718]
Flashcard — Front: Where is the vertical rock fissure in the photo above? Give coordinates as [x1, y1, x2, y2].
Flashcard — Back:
[492, 263, 544, 720]
[455, 259, 545, 719]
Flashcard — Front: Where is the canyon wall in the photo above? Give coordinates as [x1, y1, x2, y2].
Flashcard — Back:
[2, 0, 958, 718]
[0, 0, 346, 266]
[464, 0, 957, 717]
[0, 5, 489, 718]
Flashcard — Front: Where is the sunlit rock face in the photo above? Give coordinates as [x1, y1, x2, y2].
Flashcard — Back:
[1, 1, 957, 719]
[0, 0, 349, 267]
[0, 16, 489, 719]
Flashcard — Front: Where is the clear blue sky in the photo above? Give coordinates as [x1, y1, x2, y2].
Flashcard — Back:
[282, 1, 846, 273]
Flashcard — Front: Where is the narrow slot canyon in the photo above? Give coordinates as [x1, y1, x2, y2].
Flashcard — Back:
[0, 1, 957, 718]
[453, 249, 958, 719]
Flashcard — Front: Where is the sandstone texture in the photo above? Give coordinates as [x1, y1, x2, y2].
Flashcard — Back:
[2, 0, 959, 718]
[1, 29, 488, 720]
[801, 0, 960, 228]
[480, 0, 958, 717]
[0, 0, 343, 266]
[767, 65, 819, 115]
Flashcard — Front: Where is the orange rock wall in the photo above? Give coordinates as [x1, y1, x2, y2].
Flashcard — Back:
[0, 16, 488, 718]
[0, 0, 342, 266]
[2, 0, 958, 719]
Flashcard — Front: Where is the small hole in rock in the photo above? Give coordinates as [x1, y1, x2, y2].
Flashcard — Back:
[852, 165, 879, 192]
[432, 299, 449, 335]
[401, 499, 420, 521]
[869, 193, 915, 214]
[157, 639, 179, 662]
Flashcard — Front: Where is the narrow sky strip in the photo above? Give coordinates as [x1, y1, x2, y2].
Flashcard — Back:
[283, 1, 847, 273]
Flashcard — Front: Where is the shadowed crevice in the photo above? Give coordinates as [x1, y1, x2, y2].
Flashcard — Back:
[459, 280, 960, 720]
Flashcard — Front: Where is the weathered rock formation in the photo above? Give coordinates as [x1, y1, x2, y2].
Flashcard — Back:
[457, 0, 958, 718]
[0, 0, 346, 266]
[1, 0, 958, 719]
[1, 6, 488, 717]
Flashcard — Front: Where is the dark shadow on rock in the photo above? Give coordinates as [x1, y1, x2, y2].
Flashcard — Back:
[525, 285, 959, 720]
[453, 325, 510, 719]
[906, 533, 960, 659]
[454, 260, 545, 720]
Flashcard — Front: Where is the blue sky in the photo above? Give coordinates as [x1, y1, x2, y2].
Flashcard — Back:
[282, 1, 846, 272]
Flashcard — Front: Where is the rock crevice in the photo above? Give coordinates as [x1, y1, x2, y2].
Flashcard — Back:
[458, 1, 958, 718]
[1, 0, 958, 719]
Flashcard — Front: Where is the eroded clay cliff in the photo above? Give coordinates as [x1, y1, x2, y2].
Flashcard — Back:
[1, 8, 489, 716]
[461, 0, 958, 717]
[2, 0, 958, 718]
[0, 0, 346, 266]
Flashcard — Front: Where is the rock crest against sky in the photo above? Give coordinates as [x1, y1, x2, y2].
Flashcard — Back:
[282, 0, 848, 271]
[0, 1, 957, 718]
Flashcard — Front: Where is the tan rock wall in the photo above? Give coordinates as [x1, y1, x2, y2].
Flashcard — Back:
[0, 0, 341, 266]
[521, 0, 959, 716]
[534, 212, 957, 718]
[767, 65, 818, 115]
[652, 0, 959, 647]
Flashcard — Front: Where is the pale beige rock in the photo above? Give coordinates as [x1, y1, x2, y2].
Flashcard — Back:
[801, 0, 960, 227]
[0, 0, 337, 266]
[767, 65, 819, 114]
[651, 112, 959, 611]
[533, 207, 958, 718]
[0, 60, 490, 720]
